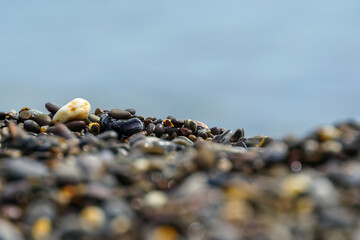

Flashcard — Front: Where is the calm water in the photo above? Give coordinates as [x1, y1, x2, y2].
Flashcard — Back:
[1, 1, 360, 138]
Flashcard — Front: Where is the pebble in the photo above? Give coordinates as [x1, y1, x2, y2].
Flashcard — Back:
[112, 118, 144, 137]
[64, 120, 86, 132]
[110, 108, 132, 119]
[23, 120, 40, 133]
[3, 101, 360, 239]
[44, 102, 61, 114]
[34, 114, 52, 126]
[52, 98, 91, 123]
[19, 110, 32, 121]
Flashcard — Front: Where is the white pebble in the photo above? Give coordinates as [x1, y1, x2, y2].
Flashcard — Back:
[52, 98, 91, 123]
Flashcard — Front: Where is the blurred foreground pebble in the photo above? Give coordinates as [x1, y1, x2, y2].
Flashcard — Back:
[1, 99, 360, 239]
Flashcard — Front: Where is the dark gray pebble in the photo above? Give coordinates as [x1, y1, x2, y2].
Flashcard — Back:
[125, 108, 136, 115]
[23, 120, 40, 133]
[171, 118, 184, 127]
[34, 114, 52, 126]
[153, 118, 163, 125]
[112, 118, 144, 136]
[46, 123, 76, 139]
[110, 109, 132, 119]
[100, 113, 111, 129]
[146, 123, 156, 135]
[230, 128, 245, 142]
[165, 127, 180, 135]
[154, 123, 165, 137]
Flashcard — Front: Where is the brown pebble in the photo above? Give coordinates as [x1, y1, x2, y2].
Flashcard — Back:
[95, 108, 104, 115]
[19, 110, 32, 121]
[188, 134, 197, 142]
[45, 102, 61, 114]
[65, 120, 86, 132]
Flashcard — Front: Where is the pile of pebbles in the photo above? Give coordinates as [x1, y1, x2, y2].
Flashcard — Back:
[1, 98, 360, 240]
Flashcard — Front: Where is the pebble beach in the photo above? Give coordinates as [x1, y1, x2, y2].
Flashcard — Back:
[1, 98, 360, 240]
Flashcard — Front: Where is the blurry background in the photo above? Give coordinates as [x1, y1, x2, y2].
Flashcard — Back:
[1, 0, 360, 138]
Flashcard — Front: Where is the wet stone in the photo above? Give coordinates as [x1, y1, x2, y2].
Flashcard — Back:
[110, 109, 132, 119]
[34, 114, 52, 126]
[112, 118, 144, 137]
[24, 120, 40, 133]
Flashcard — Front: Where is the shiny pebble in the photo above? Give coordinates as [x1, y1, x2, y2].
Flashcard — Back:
[52, 98, 91, 123]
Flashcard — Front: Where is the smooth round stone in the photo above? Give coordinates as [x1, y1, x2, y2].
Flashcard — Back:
[230, 128, 245, 142]
[146, 123, 156, 135]
[46, 123, 75, 139]
[153, 118, 163, 125]
[112, 118, 144, 136]
[23, 120, 40, 133]
[110, 109, 132, 119]
[65, 120, 86, 132]
[88, 114, 100, 123]
[19, 110, 32, 121]
[52, 98, 91, 123]
[44, 102, 61, 114]
[28, 109, 44, 117]
[170, 118, 184, 127]
[34, 114, 52, 126]
[125, 108, 136, 115]
[154, 123, 165, 137]
[172, 136, 194, 147]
